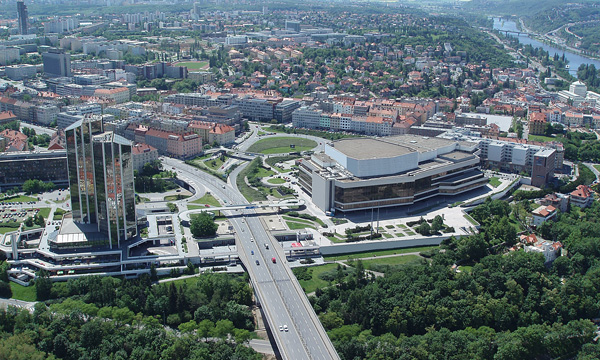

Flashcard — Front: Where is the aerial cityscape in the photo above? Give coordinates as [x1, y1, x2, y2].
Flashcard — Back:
[1, 0, 600, 359]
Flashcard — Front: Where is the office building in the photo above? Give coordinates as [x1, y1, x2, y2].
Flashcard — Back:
[285, 20, 301, 32]
[43, 48, 72, 78]
[17, 1, 28, 35]
[298, 135, 488, 213]
[531, 149, 556, 188]
[0, 150, 68, 191]
[65, 117, 137, 247]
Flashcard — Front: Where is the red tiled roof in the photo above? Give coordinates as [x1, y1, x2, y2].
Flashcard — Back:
[571, 184, 592, 198]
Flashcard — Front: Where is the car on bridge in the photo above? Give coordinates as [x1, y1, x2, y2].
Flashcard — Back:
[272, 257, 276, 263]
[255, 260, 260, 265]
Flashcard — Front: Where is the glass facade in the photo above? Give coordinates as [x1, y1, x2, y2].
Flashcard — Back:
[331, 167, 486, 211]
[65, 117, 136, 247]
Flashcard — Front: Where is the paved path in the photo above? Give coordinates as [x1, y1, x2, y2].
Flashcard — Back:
[0, 298, 37, 312]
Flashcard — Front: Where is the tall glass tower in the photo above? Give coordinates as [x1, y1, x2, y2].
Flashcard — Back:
[65, 117, 136, 247]
[16, 1, 28, 35]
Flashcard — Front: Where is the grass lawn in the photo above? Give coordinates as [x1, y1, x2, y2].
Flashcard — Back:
[286, 221, 316, 230]
[459, 265, 473, 273]
[296, 263, 338, 293]
[331, 218, 348, 225]
[464, 214, 479, 226]
[324, 245, 438, 261]
[326, 235, 346, 243]
[0, 227, 19, 234]
[385, 225, 395, 229]
[282, 216, 314, 225]
[174, 61, 209, 70]
[0, 195, 38, 203]
[594, 164, 600, 172]
[405, 231, 416, 235]
[191, 193, 221, 207]
[383, 233, 393, 238]
[10, 282, 36, 302]
[237, 167, 267, 202]
[246, 137, 317, 154]
[488, 177, 502, 188]
[358, 254, 421, 268]
[203, 157, 227, 170]
[38, 208, 51, 219]
[268, 178, 286, 184]
[255, 167, 275, 178]
[528, 134, 556, 142]
[397, 224, 407, 229]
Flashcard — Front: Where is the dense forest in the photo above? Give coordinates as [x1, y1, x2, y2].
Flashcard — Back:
[310, 199, 600, 360]
[0, 273, 261, 360]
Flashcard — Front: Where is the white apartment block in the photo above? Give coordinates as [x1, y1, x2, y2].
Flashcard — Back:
[0, 46, 20, 66]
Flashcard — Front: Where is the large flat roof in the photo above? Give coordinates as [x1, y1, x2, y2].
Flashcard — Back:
[330, 138, 415, 160]
[330, 135, 468, 160]
[384, 134, 458, 152]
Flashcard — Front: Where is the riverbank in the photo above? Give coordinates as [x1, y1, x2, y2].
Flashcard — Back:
[493, 17, 600, 73]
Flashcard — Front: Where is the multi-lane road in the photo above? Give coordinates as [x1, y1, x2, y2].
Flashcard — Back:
[165, 157, 339, 360]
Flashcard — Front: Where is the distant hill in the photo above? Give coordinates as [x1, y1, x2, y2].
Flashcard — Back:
[464, 0, 599, 17]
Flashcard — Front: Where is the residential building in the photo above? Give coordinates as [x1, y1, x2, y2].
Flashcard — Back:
[65, 116, 137, 247]
[188, 71, 214, 83]
[56, 103, 103, 129]
[5, 64, 37, 80]
[94, 87, 130, 104]
[540, 193, 569, 213]
[132, 143, 159, 172]
[524, 239, 562, 263]
[0, 129, 28, 152]
[233, 97, 278, 121]
[570, 185, 594, 208]
[141, 127, 203, 158]
[35, 105, 59, 125]
[531, 205, 557, 227]
[0, 46, 20, 66]
[225, 35, 248, 46]
[529, 112, 547, 135]
[0, 111, 17, 125]
[274, 99, 302, 123]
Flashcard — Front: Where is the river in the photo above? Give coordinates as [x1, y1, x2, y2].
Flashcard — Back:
[492, 18, 600, 74]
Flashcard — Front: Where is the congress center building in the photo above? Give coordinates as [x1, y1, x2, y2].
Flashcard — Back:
[297, 135, 488, 212]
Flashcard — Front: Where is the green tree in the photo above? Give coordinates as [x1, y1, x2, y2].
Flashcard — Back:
[35, 270, 53, 301]
[213, 319, 234, 338]
[431, 215, 444, 233]
[190, 212, 218, 238]
[416, 222, 431, 236]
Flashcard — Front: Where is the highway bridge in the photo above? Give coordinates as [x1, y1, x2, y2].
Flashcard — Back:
[178, 199, 305, 222]
[164, 157, 340, 360]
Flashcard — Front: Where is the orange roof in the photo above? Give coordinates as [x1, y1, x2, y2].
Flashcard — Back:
[132, 143, 157, 155]
[571, 184, 592, 198]
[0, 111, 17, 121]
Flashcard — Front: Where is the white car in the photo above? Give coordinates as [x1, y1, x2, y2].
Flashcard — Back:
[279, 325, 283, 332]
[283, 325, 288, 332]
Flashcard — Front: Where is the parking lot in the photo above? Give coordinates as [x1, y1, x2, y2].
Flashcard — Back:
[0, 206, 42, 226]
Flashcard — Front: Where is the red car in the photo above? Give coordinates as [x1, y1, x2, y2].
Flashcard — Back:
[271, 257, 276, 264]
